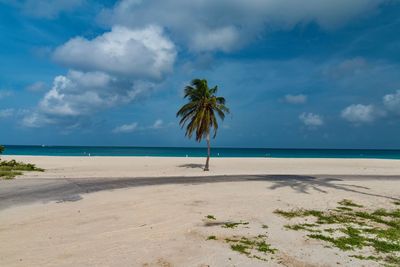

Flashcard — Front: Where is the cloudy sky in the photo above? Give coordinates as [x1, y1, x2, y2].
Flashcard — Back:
[0, 0, 400, 148]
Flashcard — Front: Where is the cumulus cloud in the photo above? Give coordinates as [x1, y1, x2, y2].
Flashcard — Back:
[2, 0, 84, 19]
[299, 112, 324, 127]
[23, 71, 154, 127]
[99, 0, 387, 52]
[341, 104, 384, 124]
[383, 90, 400, 115]
[113, 122, 138, 133]
[53, 25, 176, 80]
[25, 26, 177, 128]
[284, 94, 307, 104]
[0, 108, 14, 119]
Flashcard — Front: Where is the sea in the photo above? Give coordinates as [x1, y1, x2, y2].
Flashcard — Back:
[2, 145, 400, 159]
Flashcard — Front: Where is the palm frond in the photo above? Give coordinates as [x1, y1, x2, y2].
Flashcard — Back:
[177, 78, 229, 142]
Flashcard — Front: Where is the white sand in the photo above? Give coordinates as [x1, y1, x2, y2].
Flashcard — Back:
[1, 156, 399, 266]
[3, 155, 400, 178]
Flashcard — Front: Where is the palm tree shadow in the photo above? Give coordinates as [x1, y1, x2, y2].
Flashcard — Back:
[3, 174, 399, 210]
[178, 163, 204, 169]
[248, 175, 398, 201]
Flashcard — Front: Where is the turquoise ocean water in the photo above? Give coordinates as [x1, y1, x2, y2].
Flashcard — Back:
[2, 145, 400, 159]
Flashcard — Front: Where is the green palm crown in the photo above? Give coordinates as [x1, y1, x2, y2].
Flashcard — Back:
[177, 79, 230, 142]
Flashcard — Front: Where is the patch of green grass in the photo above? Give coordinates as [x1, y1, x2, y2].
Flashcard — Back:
[0, 159, 44, 180]
[222, 221, 249, 228]
[309, 224, 400, 253]
[206, 215, 216, 220]
[277, 200, 400, 266]
[338, 199, 363, 208]
[0, 170, 22, 179]
[205, 217, 275, 263]
[350, 255, 382, 261]
[308, 227, 366, 251]
[372, 208, 400, 218]
[275, 208, 360, 225]
[369, 238, 400, 253]
[335, 206, 353, 211]
[273, 209, 306, 219]
[385, 255, 400, 266]
[256, 240, 276, 254]
[0, 160, 44, 171]
[252, 255, 268, 262]
[226, 235, 276, 260]
[230, 243, 250, 255]
[354, 211, 400, 228]
[284, 223, 320, 232]
[364, 227, 400, 241]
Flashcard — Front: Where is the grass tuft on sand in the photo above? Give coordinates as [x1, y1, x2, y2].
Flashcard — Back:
[204, 218, 276, 262]
[206, 215, 216, 220]
[0, 159, 44, 179]
[338, 199, 363, 208]
[225, 235, 276, 261]
[222, 221, 249, 229]
[275, 199, 400, 266]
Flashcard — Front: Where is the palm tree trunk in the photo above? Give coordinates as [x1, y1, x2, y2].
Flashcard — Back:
[204, 133, 210, 171]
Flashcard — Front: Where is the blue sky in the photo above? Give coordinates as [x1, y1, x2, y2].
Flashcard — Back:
[1, 0, 400, 149]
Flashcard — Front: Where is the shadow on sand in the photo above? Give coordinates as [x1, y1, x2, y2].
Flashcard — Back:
[1, 174, 399, 210]
[178, 163, 204, 169]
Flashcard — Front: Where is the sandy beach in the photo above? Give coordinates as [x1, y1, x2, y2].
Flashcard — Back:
[1, 156, 399, 266]
[3, 155, 400, 178]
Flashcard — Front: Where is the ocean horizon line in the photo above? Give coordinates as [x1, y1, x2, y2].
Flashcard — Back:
[2, 145, 400, 159]
[3, 144, 400, 151]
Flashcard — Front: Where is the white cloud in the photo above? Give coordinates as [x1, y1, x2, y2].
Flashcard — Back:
[39, 72, 112, 117]
[284, 94, 307, 104]
[113, 122, 138, 133]
[53, 25, 176, 80]
[2, 0, 84, 19]
[112, 119, 170, 133]
[0, 108, 14, 118]
[299, 112, 324, 127]
[383, 90, 400, 115]
[99, 0, 387, 52]
[341, 104, 384, 124]
[25, 26, 177, 128]
[151, 119, 164, 129]
[23, 71, 154, 127]
[0, 90, 12, 99]
[22, 112, 55, 128]
[26, 81, 47, 92]
[191, 27, 240, 52]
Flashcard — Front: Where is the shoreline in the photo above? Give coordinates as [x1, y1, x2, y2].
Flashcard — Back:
[3, 154, 400, 159]
[3, 146, 400, 160]
[2, 155, 400, 179]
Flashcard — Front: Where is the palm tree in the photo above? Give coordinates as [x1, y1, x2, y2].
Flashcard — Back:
[177, 79, 230, 171]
